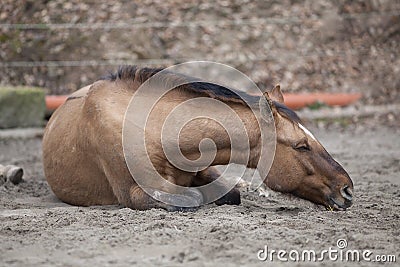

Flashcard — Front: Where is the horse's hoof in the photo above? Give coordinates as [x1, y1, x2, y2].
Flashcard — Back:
[164, 205, 199, 212]
[215, 188, 241, 206]
[4, 165, 24, 184]
[146, 187, 203, 210]
[159, 191, 203, 208]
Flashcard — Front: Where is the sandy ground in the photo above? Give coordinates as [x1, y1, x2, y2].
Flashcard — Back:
[0, 124, 399, 266]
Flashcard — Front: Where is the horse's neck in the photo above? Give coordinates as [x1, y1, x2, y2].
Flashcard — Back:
[177, 100, 262, 169]
[223, 103, 262, 169]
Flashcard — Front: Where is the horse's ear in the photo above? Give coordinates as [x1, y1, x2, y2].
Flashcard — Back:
[267, 84, 284, 104]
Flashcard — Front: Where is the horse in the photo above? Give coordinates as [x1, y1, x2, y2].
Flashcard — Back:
[42, 66, 354, 211]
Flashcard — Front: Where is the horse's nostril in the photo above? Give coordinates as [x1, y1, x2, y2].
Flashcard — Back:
[340, 185, 353, 201]
[346, 187, 353, 197]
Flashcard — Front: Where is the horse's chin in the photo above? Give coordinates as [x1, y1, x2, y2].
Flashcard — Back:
[325, 196, 352, 211]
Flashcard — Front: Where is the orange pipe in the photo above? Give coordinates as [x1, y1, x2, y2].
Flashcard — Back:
[45, 93, 362, 111]
[45, 95, 68, 111]
[283, 93, 362, 109]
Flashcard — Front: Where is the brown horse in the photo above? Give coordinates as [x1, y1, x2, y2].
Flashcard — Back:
[42, 66, 353, 211]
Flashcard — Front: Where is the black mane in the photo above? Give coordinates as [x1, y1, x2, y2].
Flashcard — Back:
[101, 65, 164, 84]
[101, 65, 301, 123]
[274, 101, 302, 123]
[100, 65, 258, 104]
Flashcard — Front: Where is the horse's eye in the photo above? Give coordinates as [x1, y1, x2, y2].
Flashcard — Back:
[293, 141, 310, 152]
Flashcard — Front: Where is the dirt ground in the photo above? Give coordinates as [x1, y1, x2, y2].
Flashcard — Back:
[0, 123, 399, 266]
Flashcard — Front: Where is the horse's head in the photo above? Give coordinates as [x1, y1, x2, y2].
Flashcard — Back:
[263, 85, 353, 211]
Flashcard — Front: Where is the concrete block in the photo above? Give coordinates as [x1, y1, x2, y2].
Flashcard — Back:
[0, 86, 46, 129]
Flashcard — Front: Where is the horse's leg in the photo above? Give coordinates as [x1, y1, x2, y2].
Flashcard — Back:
[100, 159, 200, 211]
[193, 167, 241, 206]
[107, 177, 200, 211]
